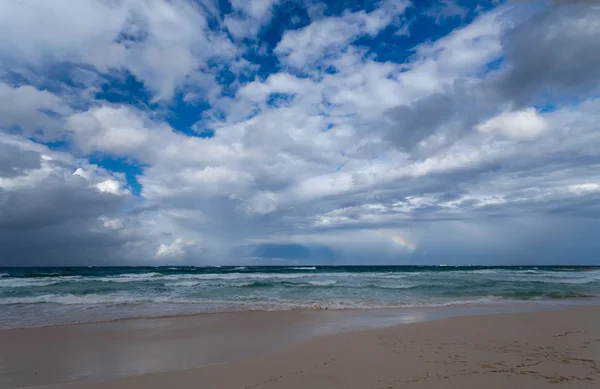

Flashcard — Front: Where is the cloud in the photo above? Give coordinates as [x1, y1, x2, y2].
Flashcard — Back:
[275, 0, 410, 68]
[1, 0, 600, 265]
[0, 136, 143, 265]
[156, 238, 186, 258]
[498, 3, 600, 105]
[224, 0, 280, 39]
[0, 82, 68, 138]
[0, 141, 41, 178]
[425, 0, 469, 24]
[375, 9, 506, 150]
[382, 2, 600, 152]
[0, 0, 237, 101]
[476, 108, 549, 140]
[68, 106, 151, 156]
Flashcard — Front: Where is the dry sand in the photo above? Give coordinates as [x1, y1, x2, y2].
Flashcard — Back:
[29, 306, 599, 389]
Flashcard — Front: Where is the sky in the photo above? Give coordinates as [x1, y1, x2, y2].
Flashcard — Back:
[1, 0, 599, 266]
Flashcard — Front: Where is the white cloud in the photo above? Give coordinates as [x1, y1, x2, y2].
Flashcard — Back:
[477, 108, 549, 140]
[0, 83, 68, 136]
[275, 1, 409, 68]
[425, 0, 469, 24]
[156, 239, 183, 257]
[95, 179, 129, 196]
[406, 9, 505, 88]
[155, 238, 195, 258]
[238, 72, 316, 103]
[225, 0, 279, 39]
[0, 0, 237, 101]
[568, 183, 600, 195]
[67, 106, 153, 156]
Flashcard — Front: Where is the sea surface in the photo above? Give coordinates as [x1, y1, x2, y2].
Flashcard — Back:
[1, 265, 599, 329]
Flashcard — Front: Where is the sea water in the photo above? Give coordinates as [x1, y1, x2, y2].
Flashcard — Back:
[1, 265, 599, 329]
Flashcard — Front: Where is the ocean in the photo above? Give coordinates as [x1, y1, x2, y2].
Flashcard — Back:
[1, 265, 599, 329]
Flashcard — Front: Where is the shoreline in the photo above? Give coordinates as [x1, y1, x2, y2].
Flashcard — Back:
[2, 296, 599, 331]
[2, 301, 599, 388]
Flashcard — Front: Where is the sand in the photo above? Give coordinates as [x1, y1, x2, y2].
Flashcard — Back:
[16, 306, 599, 389]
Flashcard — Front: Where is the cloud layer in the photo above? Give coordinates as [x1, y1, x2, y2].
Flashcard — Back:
[1, 0, 600, 266]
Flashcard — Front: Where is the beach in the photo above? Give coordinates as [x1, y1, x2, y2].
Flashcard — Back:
[2, 305, 599, 389]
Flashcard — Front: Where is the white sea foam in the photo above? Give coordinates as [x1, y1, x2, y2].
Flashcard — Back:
[156, 271, 413, 282]
[469, 269, 500, 274]
[0, 279, 59, 288]
[9, 271, 420, 286]
[402, 297, 502, 308]
[92, 273, 163, 283]
[0, 293, 214, 306]
[554, 275, 600, 284]
[0, 276, 82, 288]
[247, 296, 505, 311]
[373, 283, 419, 289]
[0, 294, 145, 305]
[292, 267, 316, 270]
[161, 272, 313, 281]
[307, 280, 336, 286]
[0, 294, 503, 310]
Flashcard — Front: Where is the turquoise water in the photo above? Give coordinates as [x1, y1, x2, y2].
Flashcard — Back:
[1, 266, 599, 329]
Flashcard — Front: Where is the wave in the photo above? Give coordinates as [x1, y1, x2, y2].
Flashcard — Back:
[90, 273, 164, 283]
[307, 280, 336, 286]
[0, 293, 499, 312]
[0, 279, 62, 288]
[0, 276, 82, 288]
[504, 291, 594, 300]
[251, 296, 506, 311]
[550, 277, 600, 285]
[160, 272, 315, 281]
[2, 266, 599, 323]
[469, 269, 501, 274]
[169, 281, 201, 287]
[0, 294, 148, 305]
[368, 283, 419, 290]
[0, 294, 233, 306]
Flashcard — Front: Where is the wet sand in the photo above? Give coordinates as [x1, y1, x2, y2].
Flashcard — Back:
[2, 304, 599, 389]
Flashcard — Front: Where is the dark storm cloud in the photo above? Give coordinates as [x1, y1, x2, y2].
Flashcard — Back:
[0, 142, 41, 177]
[0, 219, 135, 266]
[384, 80, 505, 152]
[385, 2, 600, 153]
[0, 142, 143, 266]
[499, 3, 600, 106]
[0, 175, 124, 230]
[415, 216, 600, 266]
[247, 243, 336, 261]
[385, 92, 456, 151]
